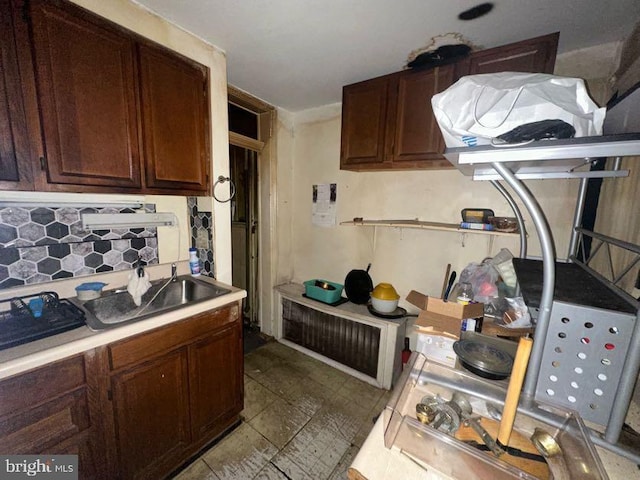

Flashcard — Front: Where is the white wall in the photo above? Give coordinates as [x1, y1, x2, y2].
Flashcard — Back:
[284, 107, 578, 313]
[277, 44, 621, 317]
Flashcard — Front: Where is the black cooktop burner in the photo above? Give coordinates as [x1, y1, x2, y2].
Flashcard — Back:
[0, 292, 86, 351]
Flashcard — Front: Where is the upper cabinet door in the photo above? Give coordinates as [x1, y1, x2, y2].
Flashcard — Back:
[0, 1, 33, 190]
[465, 33, 559, 75]
[388, 65, 456, 168]
[340, 75, 391, 168]
[138, 44, 210, 195]
[29, 1, 141, 189]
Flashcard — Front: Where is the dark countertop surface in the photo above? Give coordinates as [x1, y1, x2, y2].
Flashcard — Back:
[513, 258, 636, 314]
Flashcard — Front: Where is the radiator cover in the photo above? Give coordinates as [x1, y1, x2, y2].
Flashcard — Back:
[282, 299, 380, 378]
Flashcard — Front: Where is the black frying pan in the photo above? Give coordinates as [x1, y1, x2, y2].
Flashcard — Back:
[344, 263, 373, 304]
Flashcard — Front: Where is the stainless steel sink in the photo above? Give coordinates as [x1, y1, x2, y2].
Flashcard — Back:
[77, 275, 231, 330]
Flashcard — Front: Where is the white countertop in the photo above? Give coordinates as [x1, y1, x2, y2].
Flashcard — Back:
[0, 272, 246, 380]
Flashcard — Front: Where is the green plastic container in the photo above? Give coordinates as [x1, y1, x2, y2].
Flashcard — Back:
[303, 279, 344, 304]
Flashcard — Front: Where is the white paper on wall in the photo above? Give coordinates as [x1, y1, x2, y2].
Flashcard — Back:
[312, 183, 337, 227]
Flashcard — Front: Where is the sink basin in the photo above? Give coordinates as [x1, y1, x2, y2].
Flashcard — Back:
[79, 275, 231, 330]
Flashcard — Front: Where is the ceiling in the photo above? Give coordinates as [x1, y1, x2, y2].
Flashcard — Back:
[133, 0, 640, 112]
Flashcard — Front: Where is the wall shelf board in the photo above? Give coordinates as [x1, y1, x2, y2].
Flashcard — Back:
[340, 219, 520, 238]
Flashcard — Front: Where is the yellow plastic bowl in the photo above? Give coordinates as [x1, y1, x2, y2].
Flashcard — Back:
[371, 283, 400, 300]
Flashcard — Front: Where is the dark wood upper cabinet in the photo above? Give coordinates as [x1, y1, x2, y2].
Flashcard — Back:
[340, 33, 558, 172]
[0, 0, 33, 190]
[340, 75, 391, 167]
[463, 32, 559, 75]
[5, 0, 211, 195]
[341, 66, 456, 171]
[29, 0, 142, 189]
[387, 65, 456, 169]
[138, 44, 209, 193]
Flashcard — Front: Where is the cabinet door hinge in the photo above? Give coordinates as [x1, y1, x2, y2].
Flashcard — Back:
[39, 156, 47, 171]
[107, 390, 112, 401]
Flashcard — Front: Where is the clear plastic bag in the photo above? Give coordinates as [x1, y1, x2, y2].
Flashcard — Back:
[458, 261, 500, 304]
[500, 296, 533, 328]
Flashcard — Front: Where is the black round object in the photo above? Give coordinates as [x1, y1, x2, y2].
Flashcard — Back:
[367, 304, 408, 319]
[458, 3, 494, 21]
[344, 266, 373, 304]
[453, 339, 513, 380]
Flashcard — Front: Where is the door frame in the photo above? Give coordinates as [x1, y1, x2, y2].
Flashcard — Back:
[228, 86, 277, 335]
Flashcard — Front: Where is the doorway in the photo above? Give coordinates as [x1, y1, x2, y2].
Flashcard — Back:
[229, 144, 259, 328]
[227, 89, 274, 339]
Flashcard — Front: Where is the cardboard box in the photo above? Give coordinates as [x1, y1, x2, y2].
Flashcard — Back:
[425, 296, 484, 319]
[416, 310, 463, 337]
[414, 296, 484, 337]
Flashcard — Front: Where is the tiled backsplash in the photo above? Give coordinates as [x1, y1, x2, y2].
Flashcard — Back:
[0, 206, 158, 290]
[0, 198, 217, 289]
[188, 197, 214, 277]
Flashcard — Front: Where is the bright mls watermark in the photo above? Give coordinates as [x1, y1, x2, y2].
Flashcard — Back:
[0, 455, 77, 479]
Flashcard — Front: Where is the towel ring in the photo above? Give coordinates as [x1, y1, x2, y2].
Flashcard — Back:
[213, 175, 236, 203]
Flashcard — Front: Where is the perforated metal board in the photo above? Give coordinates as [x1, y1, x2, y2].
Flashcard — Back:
[535, 300, 635, 426]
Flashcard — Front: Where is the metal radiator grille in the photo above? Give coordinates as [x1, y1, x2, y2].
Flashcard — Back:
[282, 299, 380, 378]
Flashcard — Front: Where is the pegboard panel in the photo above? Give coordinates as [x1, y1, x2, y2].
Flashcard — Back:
[534, 300, 636, 425]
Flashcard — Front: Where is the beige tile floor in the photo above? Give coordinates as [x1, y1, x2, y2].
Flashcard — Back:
[172, 341, 390, 480]
[172, 340, 640, 480]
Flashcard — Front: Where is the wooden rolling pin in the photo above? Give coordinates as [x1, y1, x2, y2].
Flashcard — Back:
[498, 336, 533, 447]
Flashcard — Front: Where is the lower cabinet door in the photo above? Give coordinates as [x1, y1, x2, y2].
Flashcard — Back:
[111, 350, 190, 480]
[189, 322, 243, 442]
[0, 389, 98, 479]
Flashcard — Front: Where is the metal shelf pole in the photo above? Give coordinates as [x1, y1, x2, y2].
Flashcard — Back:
[568, 177, 589, 258]
[491, 162, 556, 396]
[490, 180, 527, 258]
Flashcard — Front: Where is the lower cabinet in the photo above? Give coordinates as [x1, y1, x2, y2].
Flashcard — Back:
[0, 355, 102, 479]
[189, 323, 243, 443]
[0, 302, 243, 480]
[111, 350, 192, 480]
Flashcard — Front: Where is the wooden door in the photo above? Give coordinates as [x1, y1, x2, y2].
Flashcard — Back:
[465, 33, 559, 75]
[0, 0, 33, 189]
[28, 0, 141, 189]
[388, 65, 456, 168]
[111, 350, 190, 480]
[340, 75, 392, 169]
[138, 43, 209, 195]
[189, 321, 243, 442]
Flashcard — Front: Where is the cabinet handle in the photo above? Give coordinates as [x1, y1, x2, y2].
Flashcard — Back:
[39, 156, 47, 171]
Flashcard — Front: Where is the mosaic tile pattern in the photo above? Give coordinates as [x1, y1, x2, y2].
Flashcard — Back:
[0, 205, 158, 290]
[187, 197, 214, 277]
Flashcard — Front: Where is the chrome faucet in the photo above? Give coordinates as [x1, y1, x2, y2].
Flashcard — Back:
[135, 256, 145, 278]
[171, 263, 177, 281]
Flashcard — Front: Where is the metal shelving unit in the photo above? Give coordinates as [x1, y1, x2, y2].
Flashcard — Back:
[441, 133, 640, 463]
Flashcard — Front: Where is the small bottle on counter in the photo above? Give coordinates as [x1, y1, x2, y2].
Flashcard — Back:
[189, 248, 201, 276]
[456, 282, 473, 305]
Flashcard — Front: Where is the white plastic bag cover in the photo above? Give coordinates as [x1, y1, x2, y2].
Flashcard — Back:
[431, 72, 606, 148]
